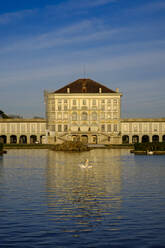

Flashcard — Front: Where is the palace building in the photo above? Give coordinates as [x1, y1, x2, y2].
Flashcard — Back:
[0, 78, 165, 145]
[44, 78, 122, 144]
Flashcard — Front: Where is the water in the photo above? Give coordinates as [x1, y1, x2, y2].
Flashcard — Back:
[0, 149, 165, 248]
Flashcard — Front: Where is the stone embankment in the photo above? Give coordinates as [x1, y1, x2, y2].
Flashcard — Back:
[131, 142, 165, 155]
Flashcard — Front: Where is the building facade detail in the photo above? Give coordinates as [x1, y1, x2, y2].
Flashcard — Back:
[44, 78, 122, 144]
[0, 119, 46, 144]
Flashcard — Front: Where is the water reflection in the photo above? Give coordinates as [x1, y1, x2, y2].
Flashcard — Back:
[45, 149, 128, 232]
[1, 149, 165, 247]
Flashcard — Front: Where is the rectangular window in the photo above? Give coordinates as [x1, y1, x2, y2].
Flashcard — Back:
[7, 123, 10, 133]
[100, 112, 105, 120]
[58, 105, 62, 111]
[107, 124, 111, 132]
[143, 124, 147, 132]
[83, 99, 86, 105]
[107, 113, 111, 119]
[1, 124, 5, 132]
[17, 123, 20, 133]
[64, 113, 68, 120]
[57, 113, 62, 120]
[58, 125, 62, 132]
[64, 99, 67, 104]
[124, 124, 128, 131]
[153, 124, 158, 131]
[101, 105, 105, 111]
[113, 112, 118, 119]
[52, 105, 55, 111]
[92, 99, 96, 105]
[11, 124, 15, 132]
[101, 125, 105, 132]
[73, 100, 76, 105]
[41, 124, 45, 132]
[133, 124, 138, 132]
[64, 105, 68, 111]
[21, 124, 26, 132]
[50, 125, 55, 131]
[114, 124, 118, 132]
[64, 125, 68, 132]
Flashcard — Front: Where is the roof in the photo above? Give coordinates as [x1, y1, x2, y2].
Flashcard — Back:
[54, 78, 116, 93]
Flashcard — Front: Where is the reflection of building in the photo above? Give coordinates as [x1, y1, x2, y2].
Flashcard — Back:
[44, 78, 122, 144]
[0, 78, 165, 144]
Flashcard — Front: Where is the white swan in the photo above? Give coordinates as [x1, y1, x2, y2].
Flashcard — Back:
[79, 159, 92, 168]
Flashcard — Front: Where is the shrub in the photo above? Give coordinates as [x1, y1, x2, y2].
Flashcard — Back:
[134, 142, 165, 151]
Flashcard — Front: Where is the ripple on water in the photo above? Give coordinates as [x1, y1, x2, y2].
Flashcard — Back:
[0, 149, 165, 247]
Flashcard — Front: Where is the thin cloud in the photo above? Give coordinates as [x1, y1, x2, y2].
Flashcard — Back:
[47, 0, 118, 11]
[125, 0, 165, 16]
[1, 49, 165, 85]
[0, 9, 37, 25]
[139, 1, 165, 12]
[0, 20, 125, 53]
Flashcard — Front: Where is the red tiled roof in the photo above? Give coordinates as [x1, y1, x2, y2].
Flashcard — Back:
[54, 78, 116, 93]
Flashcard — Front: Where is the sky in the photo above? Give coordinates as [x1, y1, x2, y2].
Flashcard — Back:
[0, 0, 165, 118]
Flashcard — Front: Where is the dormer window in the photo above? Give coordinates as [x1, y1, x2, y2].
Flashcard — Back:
[82, 87, 87, 93]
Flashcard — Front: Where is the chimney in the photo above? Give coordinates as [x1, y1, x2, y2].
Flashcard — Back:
[82, 81, 87, 93]
[116, 88, 119, 93]
[67, 88, 70, 93]
[99, 88, 102, 93]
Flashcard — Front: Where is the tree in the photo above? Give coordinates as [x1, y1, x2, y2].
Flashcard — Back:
[0, 110, 9, 118]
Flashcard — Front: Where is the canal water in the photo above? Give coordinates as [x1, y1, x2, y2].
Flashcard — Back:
[0, 149, 165, 248]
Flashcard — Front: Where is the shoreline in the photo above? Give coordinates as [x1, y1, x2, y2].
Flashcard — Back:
[3, 144, 133, 150]
[132, 150, 165, 155]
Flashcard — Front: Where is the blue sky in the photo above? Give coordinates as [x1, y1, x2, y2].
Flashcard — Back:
[0, 0, 165, 118]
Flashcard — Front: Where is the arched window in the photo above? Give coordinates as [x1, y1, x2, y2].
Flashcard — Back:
[82, 112, 88, 121]
[92, 112, 97, 121]
[72, 112, 77, 121]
